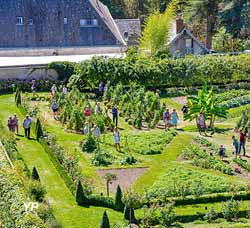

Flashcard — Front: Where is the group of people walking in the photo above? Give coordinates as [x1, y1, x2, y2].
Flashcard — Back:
[7, 114, 19, 134]
[7, 114, 32, 139]
[232, 130, 247, 158]
[163, 109, 179, 130]
[83, 103, 121, 151]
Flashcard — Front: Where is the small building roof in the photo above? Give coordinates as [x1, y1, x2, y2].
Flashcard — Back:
[115, 19, 141, 44]
[169, 27, 210, 53]
[90, 0, 126, 46]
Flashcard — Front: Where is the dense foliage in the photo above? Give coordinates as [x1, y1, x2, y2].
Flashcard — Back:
[147, 166, 242, 200]
[185, 84, 228, 128]
[68, 54, 250, 90]
[183, 144, 233, 175]
[237, 108, 250, 133]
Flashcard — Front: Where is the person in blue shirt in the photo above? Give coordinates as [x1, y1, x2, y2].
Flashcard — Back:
[112, 105, 118, 127]
[23, 115, 32, 139]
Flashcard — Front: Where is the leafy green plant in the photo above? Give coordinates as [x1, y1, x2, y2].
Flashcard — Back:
[91, 149, 113, 167]
[237, 108, 250, 133]
[204, 206, 218, 222]
[82, 135, 97, 153]
[185, 83, 228, 129]
[28, 181, 46, 202]
[222, 199, 240, 221]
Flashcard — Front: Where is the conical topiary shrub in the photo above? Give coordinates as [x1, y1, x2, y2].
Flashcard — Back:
[124, 206, 136, 223]
[35, 118, 43, 141]
[75, 181, 88, 206]
[115, 185, 124, 211]
[15, 87, 22, 106]
[100, 211, 110, 228]
[31, 167, 40, 182]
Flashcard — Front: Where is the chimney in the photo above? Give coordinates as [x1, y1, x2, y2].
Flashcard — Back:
[176, 14, 184, 34]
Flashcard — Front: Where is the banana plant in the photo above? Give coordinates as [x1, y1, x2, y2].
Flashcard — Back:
[185, 83, 227, 129]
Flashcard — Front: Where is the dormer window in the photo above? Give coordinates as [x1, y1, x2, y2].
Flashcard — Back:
[16, 17, 23, 25]
[29, 19, 33, 25]
[80, 19, 98, 27]
[64, 17, 68, 25]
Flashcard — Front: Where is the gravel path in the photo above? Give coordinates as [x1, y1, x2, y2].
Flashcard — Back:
[97, 167, 148, 193]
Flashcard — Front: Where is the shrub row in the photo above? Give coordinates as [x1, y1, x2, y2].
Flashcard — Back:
[39, 138, 76, 193]
[173, 191, 250, 206]
[0, 79, 58, 94]
[176, 209, 249, 223]
[67, 54, 250, 89]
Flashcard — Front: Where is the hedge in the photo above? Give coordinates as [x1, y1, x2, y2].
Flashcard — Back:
[68, 54, 250, 89]
[39, 139, 76, 193]
[152, 191, 250, 206]
[176, 210, 249, 223]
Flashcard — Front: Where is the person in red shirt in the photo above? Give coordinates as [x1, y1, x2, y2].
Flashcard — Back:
[239, 130, 246, 156]
[84, 105, 91, 120]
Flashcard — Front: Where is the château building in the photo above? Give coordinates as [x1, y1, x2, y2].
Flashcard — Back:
[0, 0, 136, 48]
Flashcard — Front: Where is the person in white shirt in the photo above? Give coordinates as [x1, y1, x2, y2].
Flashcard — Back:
[51, 84, 57, 96]
[62, 86, 67, 95]
[91, 125, 101, 138]
[83, 122, 89, 135]
[114, 127, 121, 151]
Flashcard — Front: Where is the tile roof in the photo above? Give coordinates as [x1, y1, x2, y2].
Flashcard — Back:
[89, 0, 126, 46]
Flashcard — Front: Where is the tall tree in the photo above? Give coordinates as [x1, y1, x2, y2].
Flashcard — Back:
[184, 0, 220, 49]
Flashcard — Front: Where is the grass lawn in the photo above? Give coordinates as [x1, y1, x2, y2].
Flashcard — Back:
[0, 94, 123, 228]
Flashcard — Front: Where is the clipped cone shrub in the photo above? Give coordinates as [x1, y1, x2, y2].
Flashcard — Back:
[114, 185, 124, 211]
[35, 118, 43, 141]
[124, 206, 136, 223]
[100, 211, 110, 228]
[31, 167, 40, 182]
[75, 181, 88, 206]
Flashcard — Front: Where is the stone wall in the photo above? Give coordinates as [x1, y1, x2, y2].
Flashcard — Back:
[0, 65, 58, 80]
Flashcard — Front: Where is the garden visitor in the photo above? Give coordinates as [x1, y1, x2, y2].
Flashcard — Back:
[104, 83, 108, 93]
[219, 145, 225, 160]
[23, 115, 32, 139]
[232, 136, 239, 158]
[95, 102, 101, 115]
[171, 109, 179, 128]
[99, 81, 105, 97]
[62, 85, 67, 95]
[83, 122, 89, 135]
[114, 127, 121, 151]
[51, 84, 57, 96]
[13, 113, 19, 134]
[197, 112, 206, 135]
[7, 116, 14, 132]
[31, 80, 37, 94]
[239, 130, 246, 156]
[92, 125, 101, 138]
[84, 105, 92, 120]
[181, 105, 188, 116]
[112, 105, 118, 127]
[51, 100, 59, 120]
[163, 108, 171, 130]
